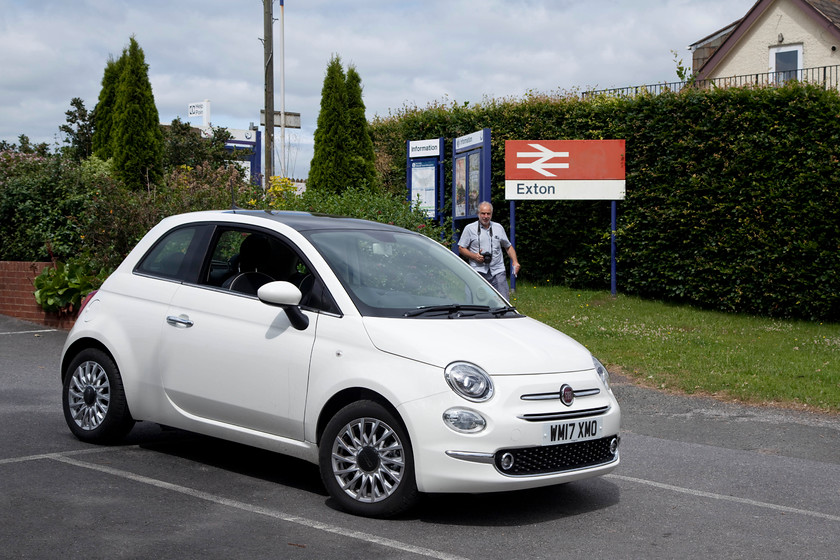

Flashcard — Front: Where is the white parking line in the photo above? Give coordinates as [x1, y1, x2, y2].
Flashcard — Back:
[607, 473, 840, 522]
[0, 329, 58, 336]
[41, 452, 472, 560]
[7, 447, 836, 555]
[0, 447, 106, 465]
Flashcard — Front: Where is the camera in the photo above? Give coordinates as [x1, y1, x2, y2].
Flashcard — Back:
[480, 252, 492, 264]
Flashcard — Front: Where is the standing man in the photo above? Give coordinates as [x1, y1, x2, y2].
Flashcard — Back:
[458, 201, 521, 300]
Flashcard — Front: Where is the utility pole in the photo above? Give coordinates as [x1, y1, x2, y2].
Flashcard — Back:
[263, 0, 274, 186]
[279, 0, 286, 177]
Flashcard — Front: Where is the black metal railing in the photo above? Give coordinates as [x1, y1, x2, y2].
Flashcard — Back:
[582, 64, 840, 98]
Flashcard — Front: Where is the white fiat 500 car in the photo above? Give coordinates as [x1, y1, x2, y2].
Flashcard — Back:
[61, 210, 620, 517]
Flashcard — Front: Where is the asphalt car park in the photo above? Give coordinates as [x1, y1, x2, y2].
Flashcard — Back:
[2, 313, 840, 559]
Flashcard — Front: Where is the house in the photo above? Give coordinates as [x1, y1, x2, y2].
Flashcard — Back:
[689, 0, 840, 82]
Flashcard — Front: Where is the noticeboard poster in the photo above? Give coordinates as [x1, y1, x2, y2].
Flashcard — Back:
[468, 151, 481, 216]
[407, 137, 443, 220]
[454, 155, 467, 217]
[454, 151, 482, 218]
[410, 159, 436, 217]
[452, 129, 490, 221]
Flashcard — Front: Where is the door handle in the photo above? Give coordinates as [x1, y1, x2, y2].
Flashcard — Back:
[166, 315, 194, 328]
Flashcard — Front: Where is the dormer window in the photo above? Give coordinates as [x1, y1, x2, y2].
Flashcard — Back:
[770, 44, 803, 83]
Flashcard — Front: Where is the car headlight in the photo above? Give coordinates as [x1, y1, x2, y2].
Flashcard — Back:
[592, 356, 611, 390]
[444, 361, 494, 402]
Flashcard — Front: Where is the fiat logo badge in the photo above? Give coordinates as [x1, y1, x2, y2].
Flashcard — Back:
[560, 384, 575, 406]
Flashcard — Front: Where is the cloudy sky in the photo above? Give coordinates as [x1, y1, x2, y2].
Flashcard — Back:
[1, 0, 756, 179]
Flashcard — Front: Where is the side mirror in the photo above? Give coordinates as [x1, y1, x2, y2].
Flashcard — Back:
[257, 281, 309, 330]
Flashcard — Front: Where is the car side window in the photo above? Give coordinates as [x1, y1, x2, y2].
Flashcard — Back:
[135, 226, 200, 281]
[206, 230, 247, 287]
[202, 227, 340, 314]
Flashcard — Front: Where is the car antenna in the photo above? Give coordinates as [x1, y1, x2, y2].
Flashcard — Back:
[229, 175, 240, 211]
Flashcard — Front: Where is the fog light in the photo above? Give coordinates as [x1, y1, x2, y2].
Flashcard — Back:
[442, 408, 486, 433]
[500, 452, 515, 471]
[610, 436, 620, 454]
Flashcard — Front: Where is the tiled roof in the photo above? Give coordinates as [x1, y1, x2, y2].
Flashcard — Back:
[695, 0, 840, 79]
[805, 0, 840, 28]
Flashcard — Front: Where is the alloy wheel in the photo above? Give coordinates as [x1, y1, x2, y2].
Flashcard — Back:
[329, 416, 406, 503]
[67, 360, 111, 431]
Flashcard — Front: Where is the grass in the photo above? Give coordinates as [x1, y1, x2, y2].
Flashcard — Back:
[511, 284, 840, 414]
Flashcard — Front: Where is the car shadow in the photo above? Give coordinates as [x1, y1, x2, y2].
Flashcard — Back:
[129, 423, 327, 496]
[320, 478, 621, 524]
[121, 422, 619, 524]
[410, 478, 621, 525]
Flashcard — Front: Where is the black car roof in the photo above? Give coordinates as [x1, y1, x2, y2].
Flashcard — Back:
[220, 209, 411, 233]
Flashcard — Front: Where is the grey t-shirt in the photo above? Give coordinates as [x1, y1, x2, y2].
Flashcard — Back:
[458, 221, 511, 276]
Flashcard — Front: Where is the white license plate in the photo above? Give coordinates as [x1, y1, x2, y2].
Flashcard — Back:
[543, 418, 603, 445]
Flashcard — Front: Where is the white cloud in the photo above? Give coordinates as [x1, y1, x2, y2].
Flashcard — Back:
[0, 0, 755, 178]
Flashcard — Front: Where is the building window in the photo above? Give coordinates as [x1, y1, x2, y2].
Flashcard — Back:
[770, 45, 803, 83]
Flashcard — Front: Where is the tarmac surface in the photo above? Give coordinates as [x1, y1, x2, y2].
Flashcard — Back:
[2, 313, 838, 559]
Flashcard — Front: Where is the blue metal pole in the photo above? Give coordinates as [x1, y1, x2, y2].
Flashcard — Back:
[510, 200, 516, 293]
[438, 138, 445, 226]
[611, 201, 617, 297]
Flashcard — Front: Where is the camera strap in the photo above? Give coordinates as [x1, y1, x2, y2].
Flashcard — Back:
[478, 222, 492, 271]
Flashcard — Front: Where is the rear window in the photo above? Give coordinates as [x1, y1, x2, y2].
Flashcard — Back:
[136, 226, 199, 280]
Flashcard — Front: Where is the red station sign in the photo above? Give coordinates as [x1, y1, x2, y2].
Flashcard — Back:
[504, 139, 625, 200]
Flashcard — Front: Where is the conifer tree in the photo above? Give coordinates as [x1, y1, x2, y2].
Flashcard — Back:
[345, 65, 377, 189]
[91, 55, 124, 160]
[307, 55, 349, 193]
[110, 37, 164, 190]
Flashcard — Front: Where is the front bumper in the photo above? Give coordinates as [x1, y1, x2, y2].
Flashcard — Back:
[446, 434, 620, 476]
[398, 370, 621, 494]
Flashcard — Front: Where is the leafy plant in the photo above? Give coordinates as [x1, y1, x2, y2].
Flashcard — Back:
[33, 260, 109, 315]
[0, 151, 93, 262]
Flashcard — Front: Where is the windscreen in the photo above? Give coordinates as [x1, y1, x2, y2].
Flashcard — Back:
[307, 229, 510, 317]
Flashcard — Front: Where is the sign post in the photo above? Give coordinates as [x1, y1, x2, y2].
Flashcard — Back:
[505, 139, 626, 295]
[505, 140, 625, 200]
[406, 138, 444, 220]
[188, 100, 211, 128]
[453, 129, 491, 221]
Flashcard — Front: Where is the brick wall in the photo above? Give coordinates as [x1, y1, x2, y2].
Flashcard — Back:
[0, 261, 75, 329]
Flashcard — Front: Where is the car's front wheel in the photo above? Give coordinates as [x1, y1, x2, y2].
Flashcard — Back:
[319, 400, 418, 517]
[62, 348, 134, 444]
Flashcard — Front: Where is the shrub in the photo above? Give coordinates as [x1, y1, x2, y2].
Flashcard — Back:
[77, 162, 253, 271]
[262, 178, 452, 243]
[0, 151, 93, 262]
[33, 259, 109, 316]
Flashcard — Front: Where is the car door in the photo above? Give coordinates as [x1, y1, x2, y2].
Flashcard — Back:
[156, 227, 318, 440]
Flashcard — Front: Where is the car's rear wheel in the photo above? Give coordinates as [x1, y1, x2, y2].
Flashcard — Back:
[319, 400, 418, 517]
[62, 348, 134, 444]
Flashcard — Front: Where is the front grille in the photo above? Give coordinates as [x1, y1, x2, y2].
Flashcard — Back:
[518, 405, 611, 422]
[494, 436, 618, 476]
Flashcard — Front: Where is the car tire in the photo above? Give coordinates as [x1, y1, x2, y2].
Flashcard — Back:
[62, 348, 135, 444]
[319, 400, 418, 518]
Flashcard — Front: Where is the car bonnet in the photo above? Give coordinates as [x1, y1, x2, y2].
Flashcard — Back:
[361, 315, 594, 374]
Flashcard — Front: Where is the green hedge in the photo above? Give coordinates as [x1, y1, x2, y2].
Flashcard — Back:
[0, 151, 92, 261]
[370, 83, 840, 320]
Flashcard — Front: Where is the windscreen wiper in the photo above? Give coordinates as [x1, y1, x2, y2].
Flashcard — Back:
[403, 304, 491, 317]
[490, 305, 518, 316]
